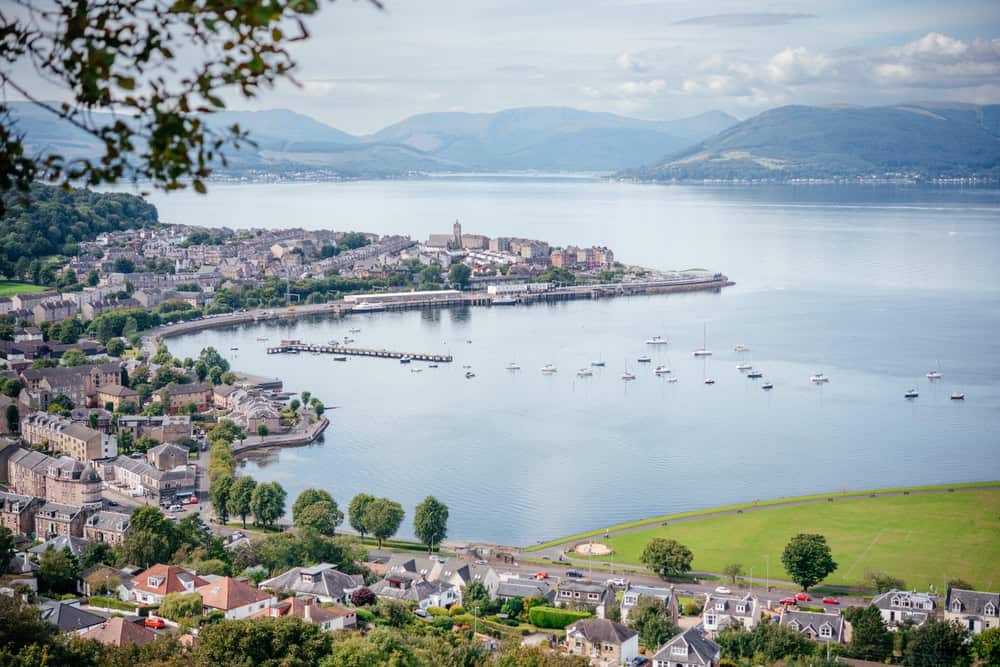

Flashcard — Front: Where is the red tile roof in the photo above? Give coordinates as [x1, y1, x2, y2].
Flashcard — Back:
[132, 564, 208, 596]
[196, 577, 272, 611]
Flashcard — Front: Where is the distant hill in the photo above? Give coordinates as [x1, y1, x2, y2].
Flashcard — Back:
[630, 103, 1000, 181]
[6, 102, 737, 176]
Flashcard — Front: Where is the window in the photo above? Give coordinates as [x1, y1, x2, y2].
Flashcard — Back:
[985, 604, 996, 616]
[819, 625, 832, 638]
[588, 593, 600, 601]
[670, 645, 687, 656]
[736, 604, 746, 613]
[891, 596, 901, 607]
[715, 602, 724, 610]
[788, 621, 800, 630]
[705, 614, 716, 625]
[952, 601, 963, 613]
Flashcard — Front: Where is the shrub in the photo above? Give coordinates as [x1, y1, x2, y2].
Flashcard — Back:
[431, 616, 454, 630]
[448, 604, 466, 616]
[451, 613, 474, 627]
[528, 606, 592, 629]
[350, 587, 376, 607]
[426, 606, 449, 617]
[355, 609, 375, 624]
[683, 601, 703, 616]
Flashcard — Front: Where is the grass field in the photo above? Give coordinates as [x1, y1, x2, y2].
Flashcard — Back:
[0, 281, 46, 297]
[574, 489, 1000, 591]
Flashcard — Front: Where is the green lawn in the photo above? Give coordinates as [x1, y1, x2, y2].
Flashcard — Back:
[582, 489, 1000, 591]
[0, 281, 46, 297]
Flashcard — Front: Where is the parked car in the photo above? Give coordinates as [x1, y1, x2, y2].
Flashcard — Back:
[564, 570, 584, 578]
[630, 658, 650, 667]
[186, 496, 199, 505]
[608, 577, 627, 587]
[714, 586, 732, 594]
[822, 597, 840, 605]
[168, 505, 184, 513]
[144, 616, 166, 629]
[413, 608, 429, 618]
[533, 572, 549, 580]
[778, 597, 797, 605]
[474, 559, 488, 565]
[795, 593, 811, 602]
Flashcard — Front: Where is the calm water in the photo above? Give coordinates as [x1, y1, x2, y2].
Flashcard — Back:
[160, 180, 1000, 544]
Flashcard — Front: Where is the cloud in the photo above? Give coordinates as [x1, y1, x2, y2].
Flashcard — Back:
[619, 79, 666, 96]
[873, 33, 1000, 87]
[674, 12, 816, 28]
[616, 51, 647, 73]
[766, 47, 835, 84]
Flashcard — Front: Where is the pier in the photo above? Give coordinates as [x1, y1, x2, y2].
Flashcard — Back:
[266, 340, 453, 363]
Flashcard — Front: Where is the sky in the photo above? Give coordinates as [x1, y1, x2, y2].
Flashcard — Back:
[10, 0, 1000, 134]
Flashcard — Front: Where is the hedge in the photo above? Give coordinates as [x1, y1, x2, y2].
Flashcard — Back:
[88, 597, 143, 613]
[427, 606, 449, 617]
[528, 606, 592, 629]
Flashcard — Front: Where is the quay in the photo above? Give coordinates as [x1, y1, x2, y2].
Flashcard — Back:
[266, 340, 453, 363]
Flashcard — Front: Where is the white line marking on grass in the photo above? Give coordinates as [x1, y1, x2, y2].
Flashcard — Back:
[843, 528, 886, 580]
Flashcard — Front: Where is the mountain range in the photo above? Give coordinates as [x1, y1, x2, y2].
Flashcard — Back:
[7, 101, 999, 180]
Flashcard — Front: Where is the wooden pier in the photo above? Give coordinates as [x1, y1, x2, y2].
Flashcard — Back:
[266, 340, 452, 363]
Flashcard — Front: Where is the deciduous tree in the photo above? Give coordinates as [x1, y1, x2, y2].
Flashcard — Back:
[250, 481, 287, 529]
[227, 476, 257, 529]
[348, 493, 375, 538]
[363, 497, 404, 549]
[210, 474, 234, 524]
[781, 533, 837, 591]
[413, 495, 449, 553]
[295, 501, 343, 537]
[159, 592, 203, 622]
[640, 538, 694, 578]
[972, 627, 1000, 666]
[723, 562, 744, 583]
[904, 620, 969, 667]
[38, 547, 79, 595]
[626, 597, 678, 651]
[0, 527, 15, 575]
[844, 605, 893, 662]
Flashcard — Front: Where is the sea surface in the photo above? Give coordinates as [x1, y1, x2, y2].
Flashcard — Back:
[157, 179, 1000, 545]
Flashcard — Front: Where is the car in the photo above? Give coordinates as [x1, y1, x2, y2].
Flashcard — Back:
[795, 593, 811, 602]
[778, 597, 797, 605]
[564, 570, 584, 578]
[714, 586, 732, 594]
[186, 496, 199, 505]
[532, 572, 549, 580]
[144, 616, 166, 629]
[413, 608, 429, 618]
[630, 658, 650, 667]
[822, 597, 840, 605]
[168, 504, 184, 513]
[608, 577, 627, 587]
[474, 559, 488, 565]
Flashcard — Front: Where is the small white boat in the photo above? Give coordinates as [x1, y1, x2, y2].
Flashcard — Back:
[399, 356, 412, 364]
[747, 370, 763, 379]
[645, 336, 669, 345]
[621, 371, 636, 381]
[654, 366, 671, 375]
[541, 364, 558, 374]
[692, 349, 713, 357]
[693, 324, 713, 356]
[591, 360, 606, 367]
[734, 344, 750, 352]
[343, 337, 354, 343]
[951, 391, 965, 400]
[704, 378, 716, 385]
[465, 371, 476, 379]
[576, 368, 593, 378]
[926, 371, 942, 380]
[762, 382, 773, 390]
[256, 337, 269, 341]
[410, 368, 422, 373]
[332, 356, 347, 362]
[637, 356, 652, 363]
[736, 363, 753, 371]
[810, 373, 830, 384]
[230, 347, 239, 351]
[905, 388, 919, 399]
[506, 362, 521, 371]
[349, 328, 361, 333]
[428, 363, 439, 368]
[666, 377, 678, 383]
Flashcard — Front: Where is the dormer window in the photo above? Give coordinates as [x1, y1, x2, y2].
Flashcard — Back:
[715, 602, 724, 610]
[148, 575, 164, 587]
[891, 595, 901, 607]
[737, 604, 746, 613]
[985, 603, 996, 616]
[952, 601, 963, 613]
[788, 621, 800, 630]
[670, 645, 687, 656]
[819, 625, 832, 638]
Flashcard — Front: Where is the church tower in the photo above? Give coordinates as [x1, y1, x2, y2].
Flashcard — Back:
[452, 220, 462, 248]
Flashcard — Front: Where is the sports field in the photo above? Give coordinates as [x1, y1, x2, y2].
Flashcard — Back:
[576, 488, 1000, 591]
[0, 281, 46, 297]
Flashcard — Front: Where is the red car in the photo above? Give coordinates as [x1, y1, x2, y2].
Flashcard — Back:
[144, 616, 166, 629]
[533, 572, 549, 580]
[822, 597, 840, 605]
[186, 496, 199, 505]
[795, 593, 811, 602]
[778, 597, 797, 605]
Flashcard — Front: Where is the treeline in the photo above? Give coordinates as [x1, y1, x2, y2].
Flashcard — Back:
[0, 184, 157, 280]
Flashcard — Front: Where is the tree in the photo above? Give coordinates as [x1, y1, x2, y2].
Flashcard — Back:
[113, 258, 136, 274]
[626, 597, 678, 651]
[292, 489, 336, 522]
[723, 562, 744, 583]
[48, 393, 74, 412]
[419, 263, 442, 287]
[781, 533, 837, 591]
[58, 348, 88, 367]
[946, 577, 974, 590]
[0, 594, 60, 657]
[348, 493, 375, 538]
[972, 627, 1000, 666]
[78, 542, 115, 571]
[844, 605, 893, 662]
[210, 474, 234, 524]
[295, 502, 343, 537]
[866, 570, 905, 593]
[311, 398, 325, 416]
[289, 398, 301, 412]
[250, 481, 287, 529]
[449, 262, 472, 289]
[300, 391, 311, 406]
[640, 538, 694, 578]
[227, 476, 258, 528]
[502, 596, 524, 619]
[257, 424, 269, 436]
[363, 497, 405, 549]
[464, 581, 490, 613]
[413, 495, 449, 553]
[0, 377, 20, 397]
[904, 620, 969, 667]
[197, 616, 333, 666]
[105, 338, 125, 357]
[350, 587, 376, 606]
[38, 547, 79, 595]
[4, 404, 18, 434]
[0, 527, 14, 576]
[159, 592, 203, 622]
[120, 506, 177, 568]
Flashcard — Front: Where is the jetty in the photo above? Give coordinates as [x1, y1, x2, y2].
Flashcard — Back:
[266, 340, 453, 363]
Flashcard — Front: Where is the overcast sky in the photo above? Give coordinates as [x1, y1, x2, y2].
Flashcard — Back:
[13, 0, 1000, 134]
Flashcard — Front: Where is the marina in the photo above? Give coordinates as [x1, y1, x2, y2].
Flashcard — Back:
[266, 339, 453, 363]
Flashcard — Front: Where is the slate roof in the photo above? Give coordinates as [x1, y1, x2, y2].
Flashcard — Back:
[259, 563, 363, 600]
[780, 609, 846, 642]
[85, 510, 131, 533]
[369, 577, 458, 603]
[39, 600, 105, 633]
[565, 618, 637, 645]
[652, 626, 720, 666]
[496, 578, 553, 599]
[28, 535, 90, 556]
[946, 588, 1000, 616]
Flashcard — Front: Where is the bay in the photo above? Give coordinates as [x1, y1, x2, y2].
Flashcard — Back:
[158, 179, 1000, 545]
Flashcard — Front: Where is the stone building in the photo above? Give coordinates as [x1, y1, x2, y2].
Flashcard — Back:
[20, 412, 117, 463]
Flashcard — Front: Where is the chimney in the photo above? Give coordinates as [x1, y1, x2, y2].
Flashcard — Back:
[304, 599, 312, 623]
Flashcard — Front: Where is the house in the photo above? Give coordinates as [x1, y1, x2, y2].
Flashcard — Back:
[39, 599, 106, 635]
[32, 300, 78, 324]
[0, 491, 43, 537]
[18, 362, 121, 411]
[84, 510, 131, 545]
[702, 593, 760, 636]
[28, 534, 90, 558]
[259, 563, 364, 604]
[131, 564, 209, 605]
[2, 551, 39, 591]
[382, 554, 499, 597]
[79, 617, 159, 647]
[651, 625, 721, 667]
[78, 563, 134, 600]
[370, 571, 462, 609]
[944, 587, 999, 635]
[20, 411, 117, 463]
[7, 449, 103, 507]
[34, 502, 86, 538]
[96, 384, 140, 412]
[147, 443, 189, 471]
[154, 382, 212, 414]
[871, 589, 935, 628]
[563, 618, 639, 667]
[621, 583, 678, 623]
[494, 577, 555, 604]
[212, 383, 238, 408]
[116, 415, 192, 444]
[780, 609, 846, 643]
[254, 596, 357, 631]
[196, 576, 275, 620]
[106, 455, 196, 505]
[556, 580, 616, 619]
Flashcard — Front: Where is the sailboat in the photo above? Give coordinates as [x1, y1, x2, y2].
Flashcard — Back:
[693, 323, 713, 357]
[622, 359, 636, 381]
[927, 359, 943, 380]
[645, 335, 669, 345]
[506, 362, 521, 371]
[576, 368, 594, 378]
